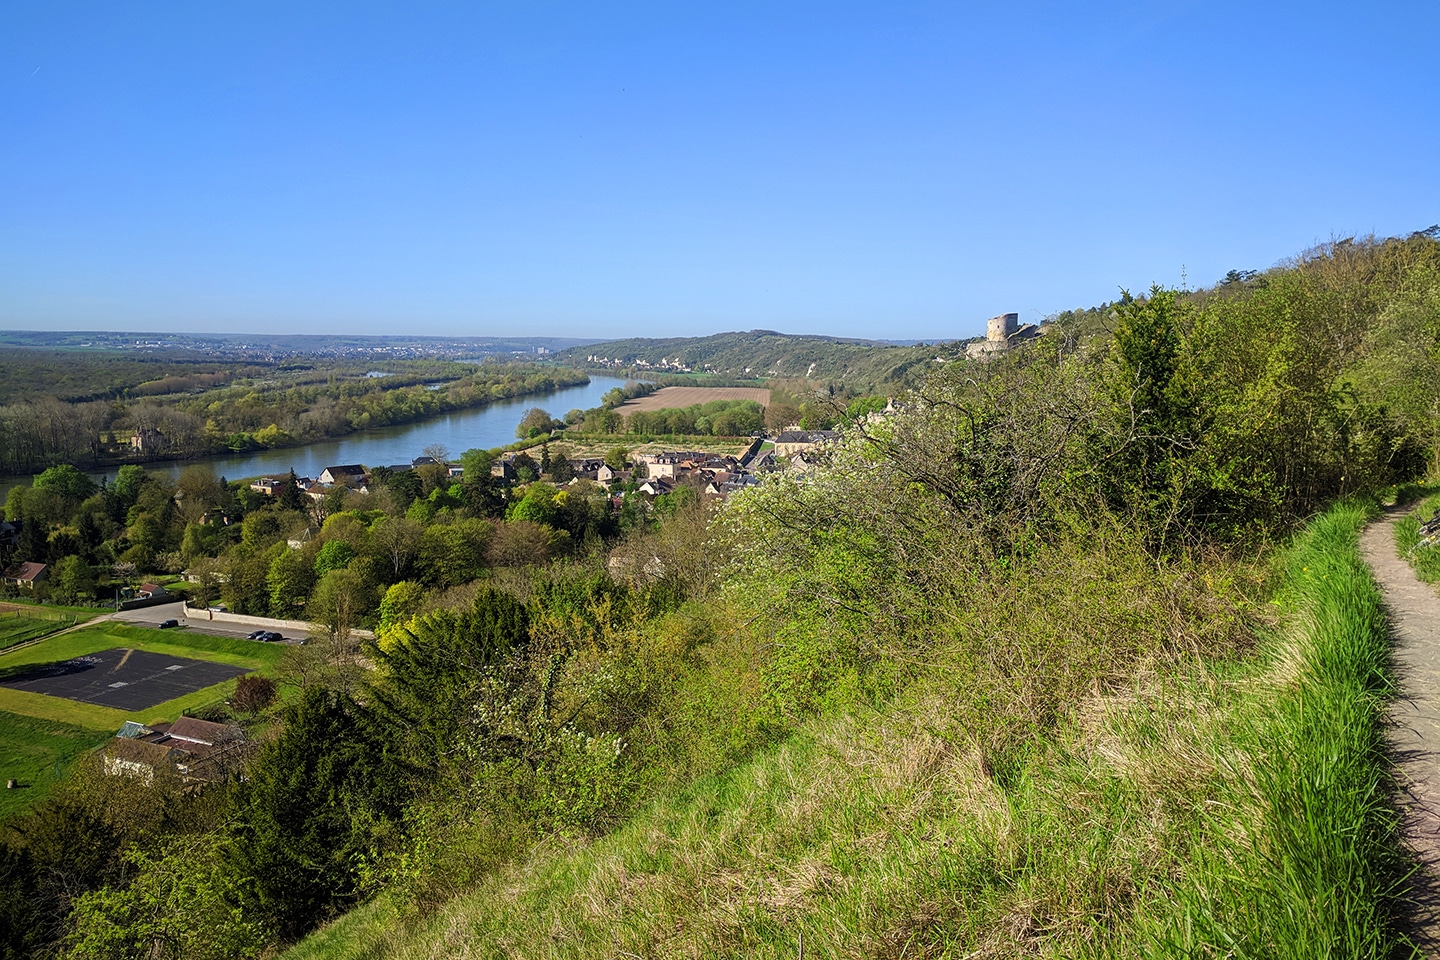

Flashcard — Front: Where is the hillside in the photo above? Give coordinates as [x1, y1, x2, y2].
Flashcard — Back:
[554, 329, 983, 390]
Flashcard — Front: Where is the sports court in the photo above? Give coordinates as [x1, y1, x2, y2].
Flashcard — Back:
[0, 647, 247, 711]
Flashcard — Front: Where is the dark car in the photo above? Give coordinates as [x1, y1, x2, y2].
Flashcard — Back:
[263, 631, 284, 642]
[158, 619, 180, 629]
[247, 630, 267, 640]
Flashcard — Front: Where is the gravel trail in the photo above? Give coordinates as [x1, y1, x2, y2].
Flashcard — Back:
[1361, 514, 1440, 953]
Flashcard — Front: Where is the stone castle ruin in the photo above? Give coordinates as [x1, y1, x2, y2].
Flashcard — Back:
[965, 312, 1042, 360]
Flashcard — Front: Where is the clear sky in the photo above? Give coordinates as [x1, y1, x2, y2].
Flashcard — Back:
[2, 2, 1437, 341]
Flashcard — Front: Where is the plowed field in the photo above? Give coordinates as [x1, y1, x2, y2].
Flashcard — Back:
[619, 386, 771, 412]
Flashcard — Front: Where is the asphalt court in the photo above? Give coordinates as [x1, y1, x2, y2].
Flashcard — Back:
[0, 647, 248, 710]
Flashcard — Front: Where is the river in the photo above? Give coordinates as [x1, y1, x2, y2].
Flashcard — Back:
[1, 375, 633, 496]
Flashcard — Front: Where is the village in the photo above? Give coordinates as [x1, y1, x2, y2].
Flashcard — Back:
[240, 425, 848, 515]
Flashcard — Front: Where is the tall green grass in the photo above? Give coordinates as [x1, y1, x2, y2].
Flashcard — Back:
[1394, 489, 1440, 585]
[1128, 500, 1412, 957]
[279, 502, 1414, 959]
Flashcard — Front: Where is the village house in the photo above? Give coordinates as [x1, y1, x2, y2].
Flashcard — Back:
[773, 430, 841, 458]
[2, 561, 48, 589]
[597, 463, 631, 484]
[565, 458, 604, 481]
[637, 477, 675, 497]
[135, 582, 168, 600]
[719, 475, 764, 496]
[129, 426, 166, 453]
[318, 464, 369, 486]
[103, 716, 247, 786]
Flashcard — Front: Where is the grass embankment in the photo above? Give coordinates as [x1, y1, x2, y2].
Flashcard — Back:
[0, 623, 290, 818]
[0, 712, 111, 822]
[1395, 486, 1440, 585]
[0, 613, 73, 650]
[0, 603, 104, 651]
[284, 502, 1411, 959]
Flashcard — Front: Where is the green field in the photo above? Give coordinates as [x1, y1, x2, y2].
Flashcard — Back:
[0, 603, 102, 651]
[0, 710, 112, 822]
[0, 614, 69, 650]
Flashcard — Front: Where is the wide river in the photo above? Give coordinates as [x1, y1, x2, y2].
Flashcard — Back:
[1, 375, 632, 495]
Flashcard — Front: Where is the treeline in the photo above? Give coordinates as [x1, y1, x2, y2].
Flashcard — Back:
[0, 364, 588, 475]
[0, 447, 711, 958]
[556, 380, 884, 437]
[0, 349, 259, 405]
[571, 399, 766, 437]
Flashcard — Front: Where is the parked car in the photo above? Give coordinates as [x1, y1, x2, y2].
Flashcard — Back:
[263, 632, 284, 642]
[158, 619, 180, 629]
[246, 630, 267, 640]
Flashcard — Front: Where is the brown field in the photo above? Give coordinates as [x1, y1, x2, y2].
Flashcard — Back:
[618, 386, 771, 412]
[548, 439, 753, 460]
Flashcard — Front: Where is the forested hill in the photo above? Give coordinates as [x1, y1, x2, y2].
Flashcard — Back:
[554, 329, 980, 389]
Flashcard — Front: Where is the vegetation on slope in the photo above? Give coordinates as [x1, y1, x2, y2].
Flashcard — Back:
[555, 328, 974, 392]
[277, 501, 1403, 959]
[1395, 488, 1440, 585]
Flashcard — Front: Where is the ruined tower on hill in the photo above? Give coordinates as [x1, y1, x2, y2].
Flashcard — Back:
[966, 312, 1041, 360]
[986, 312, 1018, 342]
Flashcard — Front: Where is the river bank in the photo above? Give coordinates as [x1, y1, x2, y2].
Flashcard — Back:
[0, 375, 633, 498]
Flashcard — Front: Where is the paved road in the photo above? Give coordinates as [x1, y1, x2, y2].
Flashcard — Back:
[1361, 514, 1440, 953]
[113, 601, 303, 645]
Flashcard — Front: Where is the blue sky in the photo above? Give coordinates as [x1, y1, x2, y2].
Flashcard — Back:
[2, 2, 1436, 341]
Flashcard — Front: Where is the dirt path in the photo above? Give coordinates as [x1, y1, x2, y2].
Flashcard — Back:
[1360, 515, 1440, 952]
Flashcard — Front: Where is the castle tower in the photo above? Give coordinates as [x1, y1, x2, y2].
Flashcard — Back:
[986, 312, 1019, 342]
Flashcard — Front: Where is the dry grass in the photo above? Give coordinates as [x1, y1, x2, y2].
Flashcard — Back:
[546, 438, 755, 460]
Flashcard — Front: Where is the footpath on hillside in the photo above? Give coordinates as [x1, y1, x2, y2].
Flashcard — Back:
[1361, 515, 1440, 951]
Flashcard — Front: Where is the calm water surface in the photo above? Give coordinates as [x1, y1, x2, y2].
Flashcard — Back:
[1, 375, 632, 495]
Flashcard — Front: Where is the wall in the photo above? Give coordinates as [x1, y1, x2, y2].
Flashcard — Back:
[183, 604, 374, 640]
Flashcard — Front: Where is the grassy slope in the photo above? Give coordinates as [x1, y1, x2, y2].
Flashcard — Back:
[0, 615, 70, 650]
[283, 502, 1411, 959]
[0, 712, 111, 822]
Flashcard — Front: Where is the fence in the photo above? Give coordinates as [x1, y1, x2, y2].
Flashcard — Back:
[0, 609, 79, 650]
[0, 602, 79, 622]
